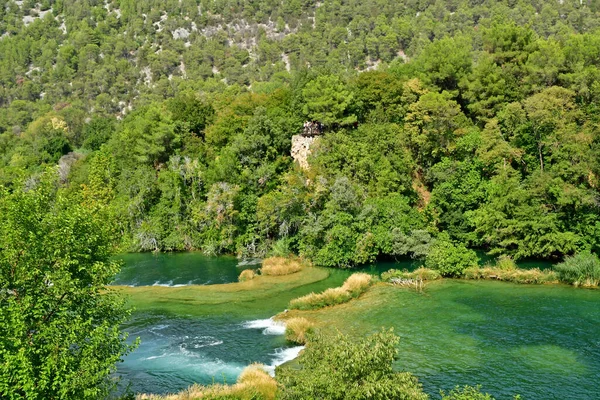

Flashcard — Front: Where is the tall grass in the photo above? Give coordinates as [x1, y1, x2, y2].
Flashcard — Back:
[136, 364, 277, 400]
[463, 266, 557, 284]
[382, 268, 441, 282]
[289, 273, 372, 310]
[555, 252, 600, 287]
[284, 317, 315, 344]
[260, 257, 304, 276]
[238, 269, 256, 282]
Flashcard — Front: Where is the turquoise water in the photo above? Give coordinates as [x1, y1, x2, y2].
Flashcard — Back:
[115, 253, 599, 399]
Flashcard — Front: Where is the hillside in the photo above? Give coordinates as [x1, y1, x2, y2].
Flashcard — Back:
[0, 0, 599, 266]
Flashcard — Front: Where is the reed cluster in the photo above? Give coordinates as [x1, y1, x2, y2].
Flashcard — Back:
[260, 257, 304, 276]
[238, 269, 256, 282]
[136, 364, 277, 400]
[463, 266, 557, 284]
[289, 273, 372, 310]
[555, 251, 600, 287]
[382, 267, 441, 282]
[284, 317, 315, 344]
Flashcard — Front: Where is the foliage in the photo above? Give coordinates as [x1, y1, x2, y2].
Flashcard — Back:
[382, 268, 441, 282]
[462, 266, 557, 285]
[276, 329, 428, 400]
[555, 251, 600, 287]
[0, 171, 134, 399]
[425, 236, 480, 277]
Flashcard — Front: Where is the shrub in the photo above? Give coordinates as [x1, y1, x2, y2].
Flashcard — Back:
[425, 237, 479, 277]
[284, 317, 315, 344]
[495, 255, 517, 271]
[238, 269, 256, 282]
[277, 329, 428, 400]
[555, 251, 600, 287]
[260, 257, 303, 276]
[289, 273, 372, 310]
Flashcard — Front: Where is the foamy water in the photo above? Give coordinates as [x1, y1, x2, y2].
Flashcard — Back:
[242, 317, 287, 335]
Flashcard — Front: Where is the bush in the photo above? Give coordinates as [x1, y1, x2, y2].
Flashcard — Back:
[260, 257, 303, 276]
[555, 251, 600, 287]
[276, 329, 428, 400]
[495, 255, 517, 271]
[425, 237, 479, 277]
[289, 273, 372, 310]
[284, 317, 315, 344]
[238, 269, 256, 282]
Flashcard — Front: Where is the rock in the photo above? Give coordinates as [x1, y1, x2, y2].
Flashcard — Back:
[291, 134, 319, 170]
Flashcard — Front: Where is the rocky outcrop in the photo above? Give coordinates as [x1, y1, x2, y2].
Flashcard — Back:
[291, 135, 320, 170]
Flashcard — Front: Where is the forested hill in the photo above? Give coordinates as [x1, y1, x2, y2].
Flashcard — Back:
[0, 0, 599, 266]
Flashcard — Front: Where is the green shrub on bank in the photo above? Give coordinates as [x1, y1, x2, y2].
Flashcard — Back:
[425, 237, 480, 277]
[495, 255, 517, 271]
[289, 273, 372, 310]
[276, 329, 428, 400]
[555, 252, 600, 287]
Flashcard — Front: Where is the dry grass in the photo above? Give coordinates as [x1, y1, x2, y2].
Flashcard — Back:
[382, 268, 441, 282]
[284, 317, 315, 344]
[136, 364, 277, 400]
[260, 257, 304, 276]
[238, 269, 256, 282]
[463, 266, 558, 284]
[289, 273, 372, 310]
[341, 272, 372, 295]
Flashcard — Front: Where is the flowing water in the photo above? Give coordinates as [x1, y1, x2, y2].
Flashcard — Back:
[114, 253, 600, 399]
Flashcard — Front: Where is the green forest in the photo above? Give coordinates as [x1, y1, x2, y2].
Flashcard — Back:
[1, 0, 600, 398]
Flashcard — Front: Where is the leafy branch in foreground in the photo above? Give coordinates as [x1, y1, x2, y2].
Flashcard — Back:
[0, 170, 136, 400]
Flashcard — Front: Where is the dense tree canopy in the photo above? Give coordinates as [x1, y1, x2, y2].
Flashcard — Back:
[0, 0, 598, 268]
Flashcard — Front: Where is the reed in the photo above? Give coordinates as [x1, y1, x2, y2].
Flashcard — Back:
[260, 257, 304, 276]
[284, 317, 315, 344]
[238, 269, 256, 282]
[382, 268, 441, 282]
[555, 252, 600, 287]
[463, 266, 558, 284]
[136, 364, 277, 400]
[289, 273, 372, 310]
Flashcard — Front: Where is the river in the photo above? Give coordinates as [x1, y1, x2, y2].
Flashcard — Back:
[113, 253, 600, 399]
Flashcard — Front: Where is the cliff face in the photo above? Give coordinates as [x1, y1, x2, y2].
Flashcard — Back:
[291, 135, 320, 170]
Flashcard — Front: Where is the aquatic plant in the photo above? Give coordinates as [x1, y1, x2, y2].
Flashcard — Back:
[462, 266, 557, 284]
[289, 273, 372, 310]
[382, 267, 442, 281]
[136, 364, 277, 400]
[555, 251, 600, 287]
[284, 317, 315, 344]
[260, 257, 304, 276]
[441, 385, 495, 399]
[238, 269, 256, 282]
